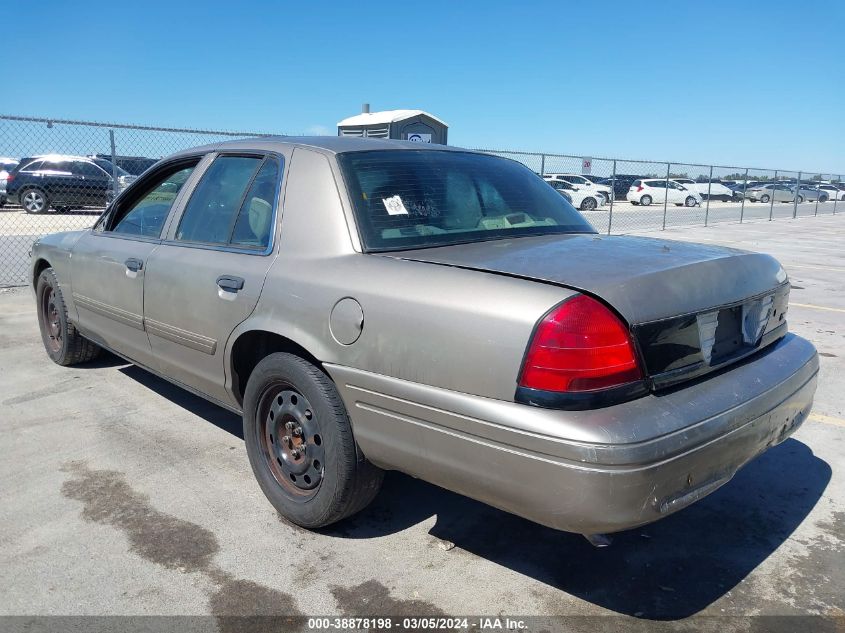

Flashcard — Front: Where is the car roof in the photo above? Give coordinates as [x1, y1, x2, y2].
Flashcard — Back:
[168, 135, 474, 159]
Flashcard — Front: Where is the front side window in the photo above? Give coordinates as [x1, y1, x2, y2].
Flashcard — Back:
[339, 150, 595, 251]
[110, 163, 198, 237]
[73, 161, 107, 178]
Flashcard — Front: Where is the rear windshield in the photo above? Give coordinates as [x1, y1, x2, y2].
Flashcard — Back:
[338, 150, 595, 251]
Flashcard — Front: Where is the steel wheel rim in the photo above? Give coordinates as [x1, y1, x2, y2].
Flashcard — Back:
[584, 198, 596, 210]
[256, 383, 324, 500]
[41, 286, 62, 353]
[686, 197, 696, 207]
[24, 191, 44, 212]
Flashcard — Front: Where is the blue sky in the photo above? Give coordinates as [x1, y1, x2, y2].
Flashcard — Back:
[3, 0, 844, 172]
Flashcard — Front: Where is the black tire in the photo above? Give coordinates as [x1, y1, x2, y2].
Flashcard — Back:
[580, 197, 597, 211]
[36, 268, 101, 366]
[797, 196, 804, 204]
[685, 196, 697, 207]
[640, 195, 653, 206]
[819, 195, 828, 203]
[243, 352, 384, 528]
[21, 187, 50, 214]
[760, 194, 771, 203]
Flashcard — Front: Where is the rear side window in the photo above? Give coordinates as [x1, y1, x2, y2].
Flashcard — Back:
[339, 150, 594, 251]
[176, 154, 280, 249]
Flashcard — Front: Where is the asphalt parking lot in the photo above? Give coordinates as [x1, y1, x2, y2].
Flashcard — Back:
[0, 214, 843, 629]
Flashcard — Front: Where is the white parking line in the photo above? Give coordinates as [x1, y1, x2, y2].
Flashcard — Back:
[810, 413, 845, 429]
[790, 302, 845, 313]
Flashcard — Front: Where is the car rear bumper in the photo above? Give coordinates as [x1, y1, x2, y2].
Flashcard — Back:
[327, 333, 818, 534]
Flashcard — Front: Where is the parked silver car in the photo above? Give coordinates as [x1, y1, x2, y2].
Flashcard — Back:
[31, 137, 818, 539]
[793, 185, 829, 202]
[745, 184, 800, 203]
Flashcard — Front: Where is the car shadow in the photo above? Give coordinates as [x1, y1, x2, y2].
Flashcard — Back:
[326, 438, 830, 620]
[104, 364, 830, 618]
[117, 364, 244, 439]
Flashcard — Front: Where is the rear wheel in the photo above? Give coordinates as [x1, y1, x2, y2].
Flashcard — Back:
[36, 268, 101, 365]
[640, 195, 652, 206]
[243, 353, 384, 528]
[580, 197, 597, 211]
[797, 196, 804, 204]
[22, 188, 49, 214]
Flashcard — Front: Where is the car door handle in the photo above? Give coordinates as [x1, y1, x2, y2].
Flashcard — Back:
[125, 258, 143, 272]
[216, 275, 244, 292]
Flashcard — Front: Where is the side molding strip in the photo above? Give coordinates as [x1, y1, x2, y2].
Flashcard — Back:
[146, 318, 217, 355]
[72, 293, 144, 331]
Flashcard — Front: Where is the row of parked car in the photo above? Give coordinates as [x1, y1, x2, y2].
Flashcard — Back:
[542, 172, 845, 210]
[0, 154, 158, 213]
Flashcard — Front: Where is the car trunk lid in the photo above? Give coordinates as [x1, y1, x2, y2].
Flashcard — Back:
[384, 233, 790, 390]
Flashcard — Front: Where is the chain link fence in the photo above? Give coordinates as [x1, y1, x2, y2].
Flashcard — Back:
[1, 114, 841, 286]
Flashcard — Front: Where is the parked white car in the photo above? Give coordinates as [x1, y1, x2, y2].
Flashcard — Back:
[673, 178, 734, 202]
[0, 157, 19, 207]
[545, 178, 606, 210]
[815, 184, 845, 201]
[628, 179, 702, 207]
[544, 173, 613, 201]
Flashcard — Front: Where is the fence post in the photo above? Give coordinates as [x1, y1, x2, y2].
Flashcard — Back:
[704, 165, 713, 227]
[740, 167, 748, 223]
[769, 170, 778, 221]
[662, 162, 671, 230]
[835, 176, 841, 215]
[793, 172, 801, 219]
[607, 159, 616, 235]
[539, 154, 545, 177]
[109, 130, 119, 200]
[814, 175, 820, 216]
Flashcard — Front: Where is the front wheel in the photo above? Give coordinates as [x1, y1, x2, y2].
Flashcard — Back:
[797, 196, 804, 204]
[685, 196, 697, 207]
[36, 268, 101, 365]
[243, 353, 384, 528]
[760, 194, 771, 203]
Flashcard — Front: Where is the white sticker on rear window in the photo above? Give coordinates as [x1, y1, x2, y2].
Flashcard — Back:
[382, 195, 409, 215]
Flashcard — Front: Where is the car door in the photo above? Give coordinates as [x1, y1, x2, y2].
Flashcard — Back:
[142, 151, 284, 405]
[667, 181, 685, 203]
[73, 160, 112, 207]
[41, 160, 80, 206]
[69, 157, 203, 367]
[648, 180, 667, 203]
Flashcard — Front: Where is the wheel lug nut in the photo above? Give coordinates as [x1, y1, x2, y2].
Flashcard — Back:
[291, 449, 300, 459]
[292, 426, 303, 437]
[282, 435, 291, 446]
[285, 421, 295, 431]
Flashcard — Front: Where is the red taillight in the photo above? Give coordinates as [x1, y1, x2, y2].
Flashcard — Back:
[519, 295, 643, 393]
[636, 184, 644, 192]
[6, 173, 14, 185]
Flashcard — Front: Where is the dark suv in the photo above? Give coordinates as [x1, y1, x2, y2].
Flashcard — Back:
[597, 174, 642, 200]
[7, 155, 136, 213]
